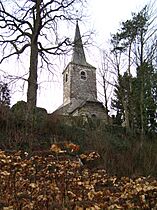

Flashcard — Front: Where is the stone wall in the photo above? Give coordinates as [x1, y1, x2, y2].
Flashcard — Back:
[63, 62, 97, 105]
[72, 101, 109, 122]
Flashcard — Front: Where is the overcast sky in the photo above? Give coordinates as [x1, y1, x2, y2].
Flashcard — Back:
[2, 0, 156, 113]
[89, 0, 151, 43]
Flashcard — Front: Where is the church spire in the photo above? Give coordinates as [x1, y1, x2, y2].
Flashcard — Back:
[71, 21, 87, 65]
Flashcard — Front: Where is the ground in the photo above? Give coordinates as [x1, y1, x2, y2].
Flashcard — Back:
[0, 145, 157, 209]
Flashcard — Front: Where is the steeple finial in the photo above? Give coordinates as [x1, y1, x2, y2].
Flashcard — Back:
[71, 21, 86, 65]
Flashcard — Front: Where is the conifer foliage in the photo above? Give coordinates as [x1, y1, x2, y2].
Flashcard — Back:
[0, 82, 10, 107]
[111, 5, 157, 134]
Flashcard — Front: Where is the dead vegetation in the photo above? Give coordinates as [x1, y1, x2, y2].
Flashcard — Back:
[0, 145, 157, 210]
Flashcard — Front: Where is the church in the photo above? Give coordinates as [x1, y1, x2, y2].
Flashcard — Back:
[53, 22, 108, 122]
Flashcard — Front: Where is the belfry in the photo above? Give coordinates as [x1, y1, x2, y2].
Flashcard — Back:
[53, 22, 108, 121]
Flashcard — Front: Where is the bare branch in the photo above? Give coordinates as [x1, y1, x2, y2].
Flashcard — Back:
[38, 37, 70, 54]
[0, 2, 33, 32]
[0, 43, 30, 63]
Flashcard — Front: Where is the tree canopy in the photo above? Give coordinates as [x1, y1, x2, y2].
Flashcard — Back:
[110, 5, 157, 135]
[0, 0, 85, 111]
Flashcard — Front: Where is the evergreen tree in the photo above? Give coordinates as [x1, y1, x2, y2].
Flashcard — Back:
[112, 62, 157, 133]
[111, 72, 133, 127]
[111, 5, 157, 134]
[0, 82, 10, 107]
[134, 62, 157, 133]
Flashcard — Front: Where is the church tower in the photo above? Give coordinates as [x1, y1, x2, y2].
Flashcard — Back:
[63, 21, 97, 105]
[53, 21, 109, 122]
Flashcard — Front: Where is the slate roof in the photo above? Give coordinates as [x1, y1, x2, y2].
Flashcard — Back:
[70, 21, 96, 69]
[53, 97, 104, 116]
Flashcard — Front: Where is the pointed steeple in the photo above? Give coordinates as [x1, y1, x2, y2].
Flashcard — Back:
[71, 21, 87, 65]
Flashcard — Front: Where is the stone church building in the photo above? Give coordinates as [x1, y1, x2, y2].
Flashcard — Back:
[53, 22, 108, 121]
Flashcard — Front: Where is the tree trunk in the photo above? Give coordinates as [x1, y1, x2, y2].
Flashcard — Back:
[103, 75, 110, 124]
[140, 31, 144, 137]
[27, 43, 38, 110]
[119, 74, 130, 130]
[127, 43, 133, 131]
[27, 0, 41, 111]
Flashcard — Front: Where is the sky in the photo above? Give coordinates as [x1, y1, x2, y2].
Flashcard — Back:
[1, 0, 156, 113]
[89, 0, 151, 44]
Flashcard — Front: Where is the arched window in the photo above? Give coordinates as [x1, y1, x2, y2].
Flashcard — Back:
[80, 71, 87, 80]
[65, 73, 68, 82]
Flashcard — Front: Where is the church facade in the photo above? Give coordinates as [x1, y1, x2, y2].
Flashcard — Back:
[53, 22, 108, 122]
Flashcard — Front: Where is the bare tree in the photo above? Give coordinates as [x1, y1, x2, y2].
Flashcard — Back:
[0, 0, 85, 113]
[97, 49, 115, 123]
